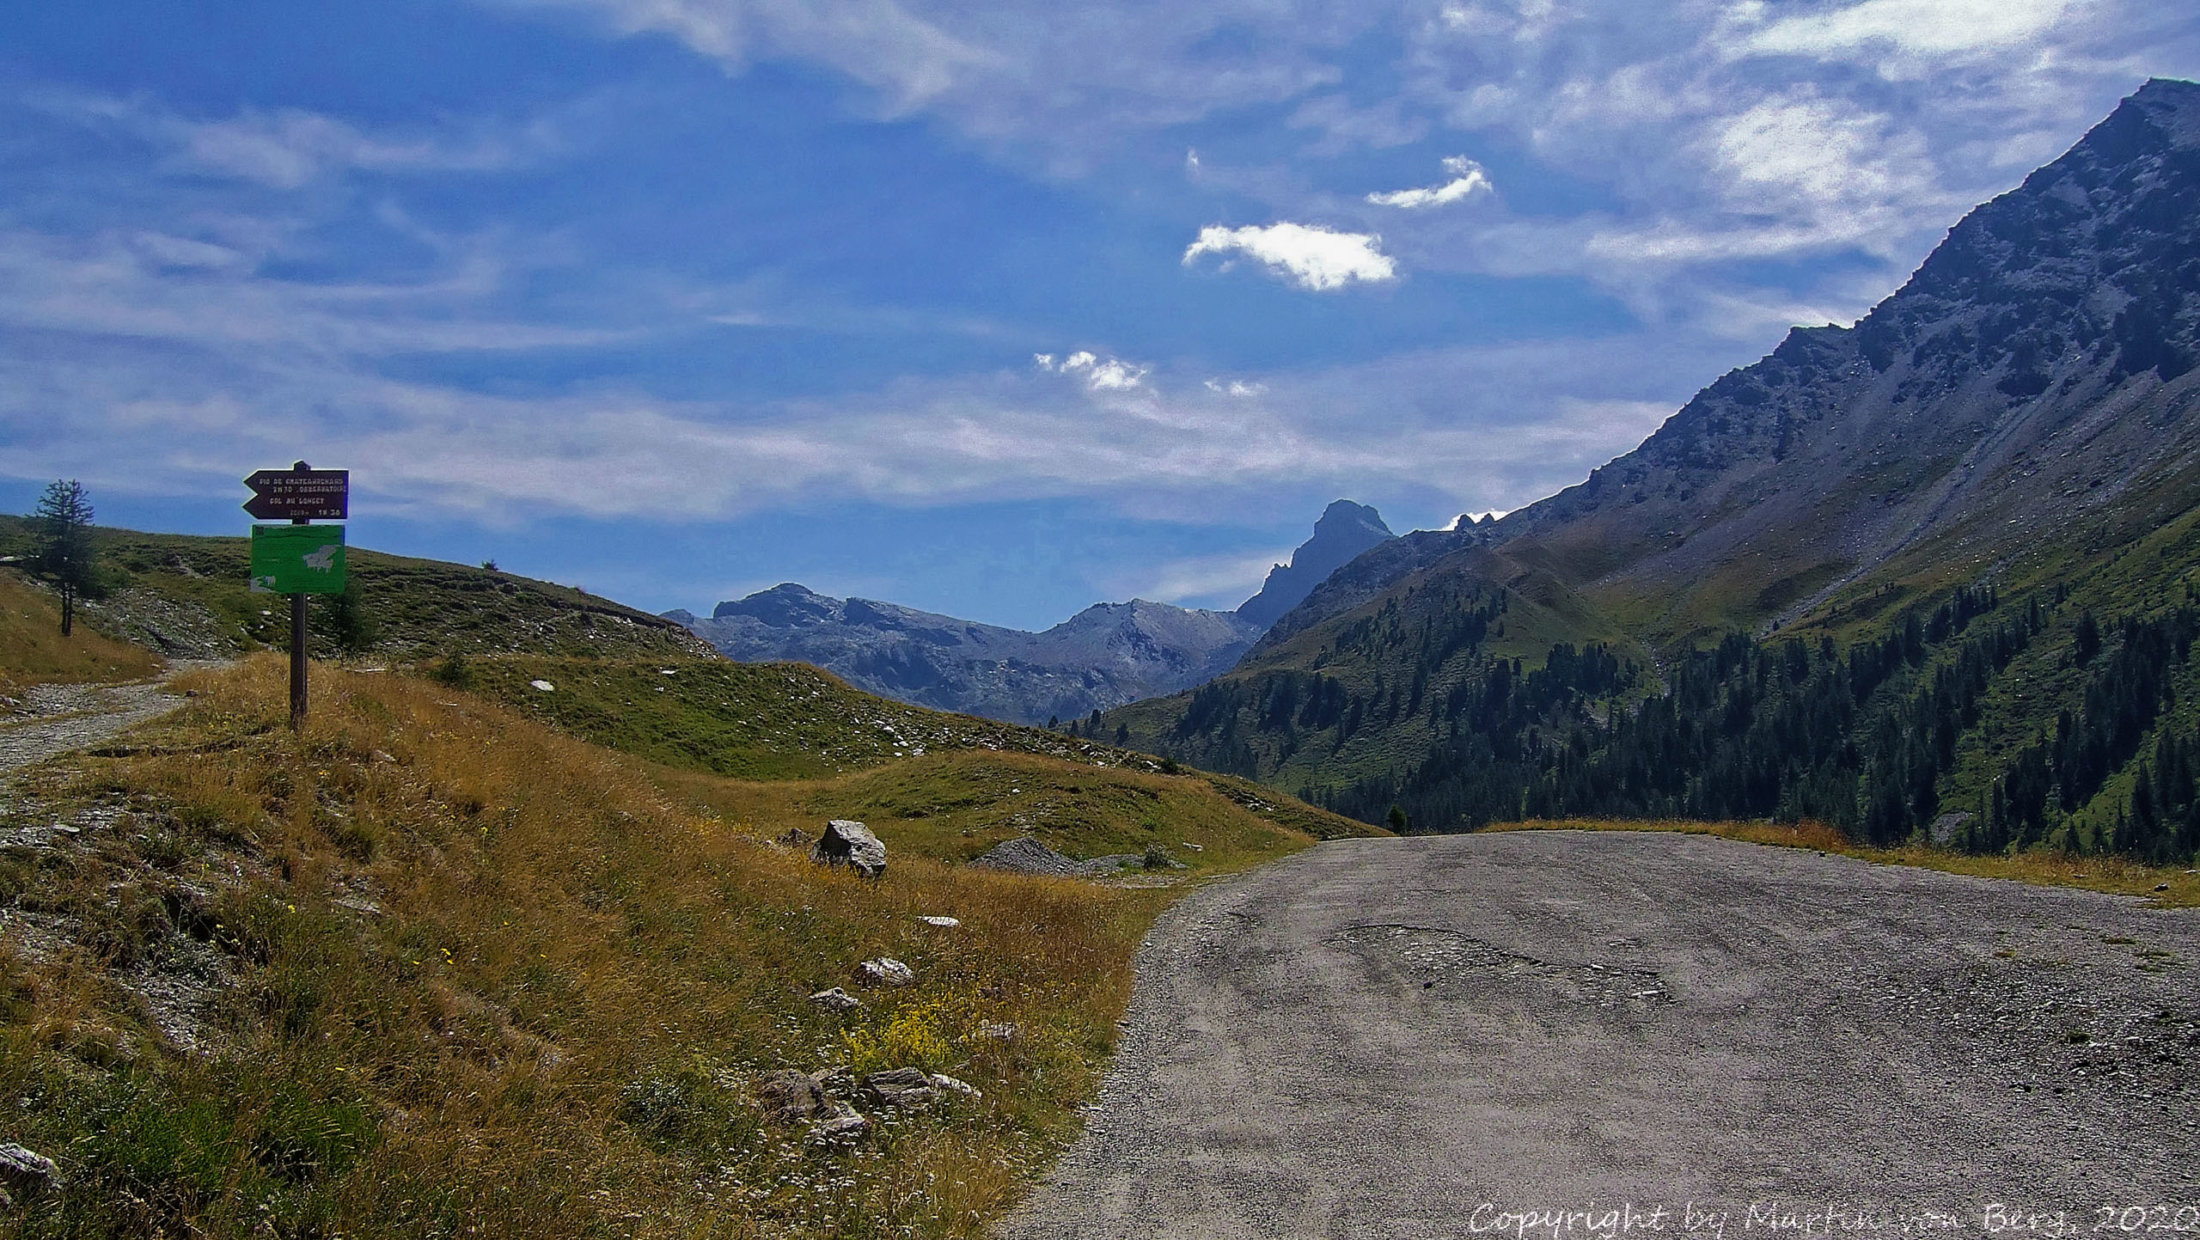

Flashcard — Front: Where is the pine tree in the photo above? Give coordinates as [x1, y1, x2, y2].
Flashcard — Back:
[32, 479, 96, 637]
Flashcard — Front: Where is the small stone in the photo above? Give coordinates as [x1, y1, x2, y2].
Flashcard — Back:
[928, 1072, 982, 1099]
[917, 915, 960, 928]
[0, 1144, 60, 1198]
[2156, 884, 2172, 892]
[754, 1069, 825, 1125]
[808, 1104, 870, 1144]
[861, 1067, 939, 1110]
[855, 957, 916, 988]
[809, 986, 863, 1011]
[529, 680, 555, 692]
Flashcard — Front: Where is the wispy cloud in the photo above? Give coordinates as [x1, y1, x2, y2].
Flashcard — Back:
[1182, 222, 1397, 291]
[39, 91, 560, 189]
[1108, 547, 1295, 608]
[1036, 349, 1149, 391]
[1366, 155, 1493, 209]
[1204, 378, 1266, 397]
[507, 0, 998, 111]
[1731, 0, 2076, 62]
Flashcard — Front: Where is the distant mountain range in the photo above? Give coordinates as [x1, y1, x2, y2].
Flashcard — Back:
[1110, 79, 2200, 865]
[668, 501, 1397, 725]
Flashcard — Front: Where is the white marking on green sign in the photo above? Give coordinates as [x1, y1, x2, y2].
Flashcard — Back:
[249, 524, 348, 594]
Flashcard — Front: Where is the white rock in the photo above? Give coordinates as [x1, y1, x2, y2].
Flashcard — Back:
[855, 957, 916, 987]
[809, 986, 863, 1011]
[928, 1072, 982, 1099]
[917, 915, 960, 928]
[0, 1143, 60, 1197]
[529, 679, 555, 692]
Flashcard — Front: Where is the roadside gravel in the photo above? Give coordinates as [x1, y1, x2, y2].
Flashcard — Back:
[999, 830, 2200, 1240]
[0, 670, 204, 775]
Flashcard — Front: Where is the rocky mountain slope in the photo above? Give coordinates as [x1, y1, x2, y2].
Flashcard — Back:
[672, 584, 1261, 725]
[1110, 79, 2200, 861]
[1235, 500, 1394, 628]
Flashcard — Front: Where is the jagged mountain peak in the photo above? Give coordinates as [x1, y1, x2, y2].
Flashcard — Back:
[1237, 500, 1397, 629]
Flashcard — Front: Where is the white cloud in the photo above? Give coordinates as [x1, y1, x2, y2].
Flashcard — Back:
[1733, 0, 2075, 61]
[1037, 349, 1149, 391]
[1204, 378, 1267, 397]
[1366, 155, 1495, 208]
[1182, 222, 1397, 291]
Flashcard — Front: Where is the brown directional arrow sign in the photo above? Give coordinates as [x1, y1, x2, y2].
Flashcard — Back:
[243, 466, 349, 521]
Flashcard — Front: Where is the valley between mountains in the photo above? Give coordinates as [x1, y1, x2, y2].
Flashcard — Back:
[4, 77, 2200, 1240]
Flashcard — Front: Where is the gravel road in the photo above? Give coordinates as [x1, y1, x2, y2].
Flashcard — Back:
[999, 831, 2200, 1240]
[0, 676, 193, 775]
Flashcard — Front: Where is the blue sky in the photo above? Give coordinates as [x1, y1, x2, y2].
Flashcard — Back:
[5, 0, 2197, 629]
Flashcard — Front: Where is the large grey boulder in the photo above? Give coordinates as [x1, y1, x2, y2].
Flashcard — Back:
[812, 820, 886, 877]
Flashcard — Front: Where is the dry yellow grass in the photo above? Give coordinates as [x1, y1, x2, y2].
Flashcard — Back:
[1485, 817, 2200, 908]
[0, 571, 161, 702]
[0, 656, 1350, 1238]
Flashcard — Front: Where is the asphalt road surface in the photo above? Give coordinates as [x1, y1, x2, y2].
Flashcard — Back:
[999, 831, 2200, 1240]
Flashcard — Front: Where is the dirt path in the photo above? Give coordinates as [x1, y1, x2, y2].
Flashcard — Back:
[999, 831, 2200, 1240]
[0, 666, 208, 776]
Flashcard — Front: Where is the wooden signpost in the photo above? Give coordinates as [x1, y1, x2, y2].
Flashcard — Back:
[245, 462, 349, 730]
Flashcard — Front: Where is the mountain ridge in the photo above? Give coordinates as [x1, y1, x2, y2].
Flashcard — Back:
[673, 582, 1262, 725]
[671, 500, 1401, 725]
[1255, 77, 2200, 654]
[1107, 78, 2200, 863]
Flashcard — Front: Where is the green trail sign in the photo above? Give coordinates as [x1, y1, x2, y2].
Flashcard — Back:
[250, 524, 347, 594]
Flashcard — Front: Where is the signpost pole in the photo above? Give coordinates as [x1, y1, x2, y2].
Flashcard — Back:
[289, 461, 311, 730]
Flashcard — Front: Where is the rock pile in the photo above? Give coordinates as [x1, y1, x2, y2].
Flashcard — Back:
[752, 1066, 982, 1146]
[970, 835, 1146, 878]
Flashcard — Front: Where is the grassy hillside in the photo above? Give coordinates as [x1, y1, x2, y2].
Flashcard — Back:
[0, 572, 162, 705]
[449, 654, 1140, 782]
[0, 517, 709, 662]
[0, 633, 1369, 1238]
